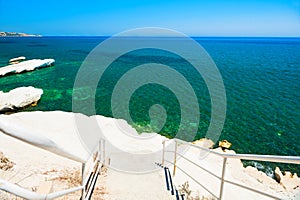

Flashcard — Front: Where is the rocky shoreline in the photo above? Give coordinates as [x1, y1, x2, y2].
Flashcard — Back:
[0, 111, 299, 199]
[186, 138, 300, 199]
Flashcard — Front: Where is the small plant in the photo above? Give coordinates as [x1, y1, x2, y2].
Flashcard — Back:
[178, 181, 217, 200]
[0, 151, 14, 171]
[179, 181, 192, 199]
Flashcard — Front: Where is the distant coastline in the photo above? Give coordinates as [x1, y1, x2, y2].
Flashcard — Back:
[0, 31, 41, 37]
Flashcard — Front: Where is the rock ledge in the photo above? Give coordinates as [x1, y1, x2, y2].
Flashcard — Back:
[0, 86, 43, 112]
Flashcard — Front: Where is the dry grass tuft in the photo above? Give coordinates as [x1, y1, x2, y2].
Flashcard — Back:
[44, 166, 108, 199]
[0, 151, 14, 171]
[52, 169, 82, 187]
[178, 181, 216, 200]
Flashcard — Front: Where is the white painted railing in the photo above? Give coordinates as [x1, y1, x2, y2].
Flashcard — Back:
[0, 117, 108, 200]
[0, 139, 106, 200]
[162, 139, 300, 200]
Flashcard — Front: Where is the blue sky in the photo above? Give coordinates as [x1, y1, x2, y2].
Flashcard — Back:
[0, 0, 299, 36]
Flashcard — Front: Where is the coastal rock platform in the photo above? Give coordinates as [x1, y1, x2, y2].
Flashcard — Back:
[0, 58, 54, 76]
[0, 86, 43, 112]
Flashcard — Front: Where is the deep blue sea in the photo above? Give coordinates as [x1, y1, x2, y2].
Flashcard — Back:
[0, 37, 299, 175]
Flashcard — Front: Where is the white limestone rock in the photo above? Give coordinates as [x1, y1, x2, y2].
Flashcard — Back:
[192, 138, 214, 149]
[275, 167, 300, 192]
[0, 59, 55, 76]
[0, 86, 43, 112]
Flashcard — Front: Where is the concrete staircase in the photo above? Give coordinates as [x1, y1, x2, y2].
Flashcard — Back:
[98, 164, 180, 200]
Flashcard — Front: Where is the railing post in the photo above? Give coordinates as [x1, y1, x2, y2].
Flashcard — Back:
[173, 140, 178, 177]
[81, 163, 86, 200]
[219, 157, 227, 200]
[162, 140, 166, 166]
[102, 139, 106, 165]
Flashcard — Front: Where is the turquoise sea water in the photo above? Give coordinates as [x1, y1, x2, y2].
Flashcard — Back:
[0, 37, 299, 175]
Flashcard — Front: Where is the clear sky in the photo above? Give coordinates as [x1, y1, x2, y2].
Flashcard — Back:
[0, 0, 299, 36]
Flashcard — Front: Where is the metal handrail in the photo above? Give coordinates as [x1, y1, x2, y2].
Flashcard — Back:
[162, 139, 300, 200]
[164, 160, 219, 199]
[224, 179, 280, 200]
[0, 181, 83, 200]
[0, 139, 105, 200]
[173, 139, 300, 164]
[174, 152, 221, 179]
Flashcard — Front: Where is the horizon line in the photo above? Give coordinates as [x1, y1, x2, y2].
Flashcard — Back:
[2, 35, 300, 38]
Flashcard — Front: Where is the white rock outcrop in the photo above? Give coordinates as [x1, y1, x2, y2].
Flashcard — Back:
[275, 167, 300, 192]
[0, 87, 43, 112]
[192, 138, 214, 148]
[0, 59, 54, 76]
[9, 56, 26, 64]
